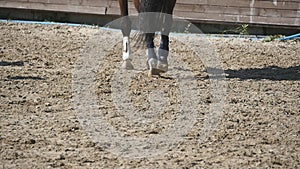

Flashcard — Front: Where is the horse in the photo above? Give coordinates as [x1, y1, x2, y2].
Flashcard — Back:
[118, 0, 177, 76]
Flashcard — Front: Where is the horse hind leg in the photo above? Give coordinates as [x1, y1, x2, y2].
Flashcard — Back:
[157, 0, 176, 73]
[157, 34, 169, 73]
[145, 33, 161, 76]
[139, 0, 164, 76]
[157, 17, 172, 73]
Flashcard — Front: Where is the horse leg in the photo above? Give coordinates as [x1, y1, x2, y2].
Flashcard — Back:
[157, 34, 169, 72]
[139, 0, 163, 76]
[133, 0, 140, 13]
[157, 0, 176, 73]
[119, 0, 133, 69]
[145, 32, 161, 76]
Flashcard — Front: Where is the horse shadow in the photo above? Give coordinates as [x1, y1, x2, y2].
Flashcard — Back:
[7, 76, 45, 80]
[224, 65, 300, 81]
[1, 61, 45, 80]
[0, 61, 24, 66]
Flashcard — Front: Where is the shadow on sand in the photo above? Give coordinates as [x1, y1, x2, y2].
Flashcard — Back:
[7, 76, 45, 80]
[225, 65, 300, 81]
[205, 65, 300, 81]
[0, 61, 24, 66]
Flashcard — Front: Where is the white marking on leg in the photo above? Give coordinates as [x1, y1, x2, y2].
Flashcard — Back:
[123, 36, 131, 61]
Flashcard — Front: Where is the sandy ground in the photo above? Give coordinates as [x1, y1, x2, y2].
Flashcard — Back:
[0, 22, 299, 168]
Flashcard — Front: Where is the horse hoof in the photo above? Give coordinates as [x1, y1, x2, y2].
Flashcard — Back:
[121, 60, 134, 70]
[148, 68, 161, 77]
[147, 58, 160, 77]
[157, 60, 168, 73]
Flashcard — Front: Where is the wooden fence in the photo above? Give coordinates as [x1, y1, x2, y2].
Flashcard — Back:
[0, 0, 299, 28]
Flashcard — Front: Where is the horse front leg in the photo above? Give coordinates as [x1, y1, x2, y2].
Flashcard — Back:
[119, 0, 133, 69]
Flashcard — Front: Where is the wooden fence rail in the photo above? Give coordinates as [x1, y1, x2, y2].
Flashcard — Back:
[0, 0, 299, 28]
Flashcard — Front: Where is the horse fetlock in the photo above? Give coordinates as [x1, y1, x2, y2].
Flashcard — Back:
[122, 36, 131, 60]
[157, 59, 168, 73]
[148, 58, 158, 68]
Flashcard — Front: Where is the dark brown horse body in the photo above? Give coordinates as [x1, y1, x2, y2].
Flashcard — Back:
[118, 0, 176, 76]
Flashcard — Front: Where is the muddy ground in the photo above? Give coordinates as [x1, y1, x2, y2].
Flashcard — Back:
[0, 22, 299, 168]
